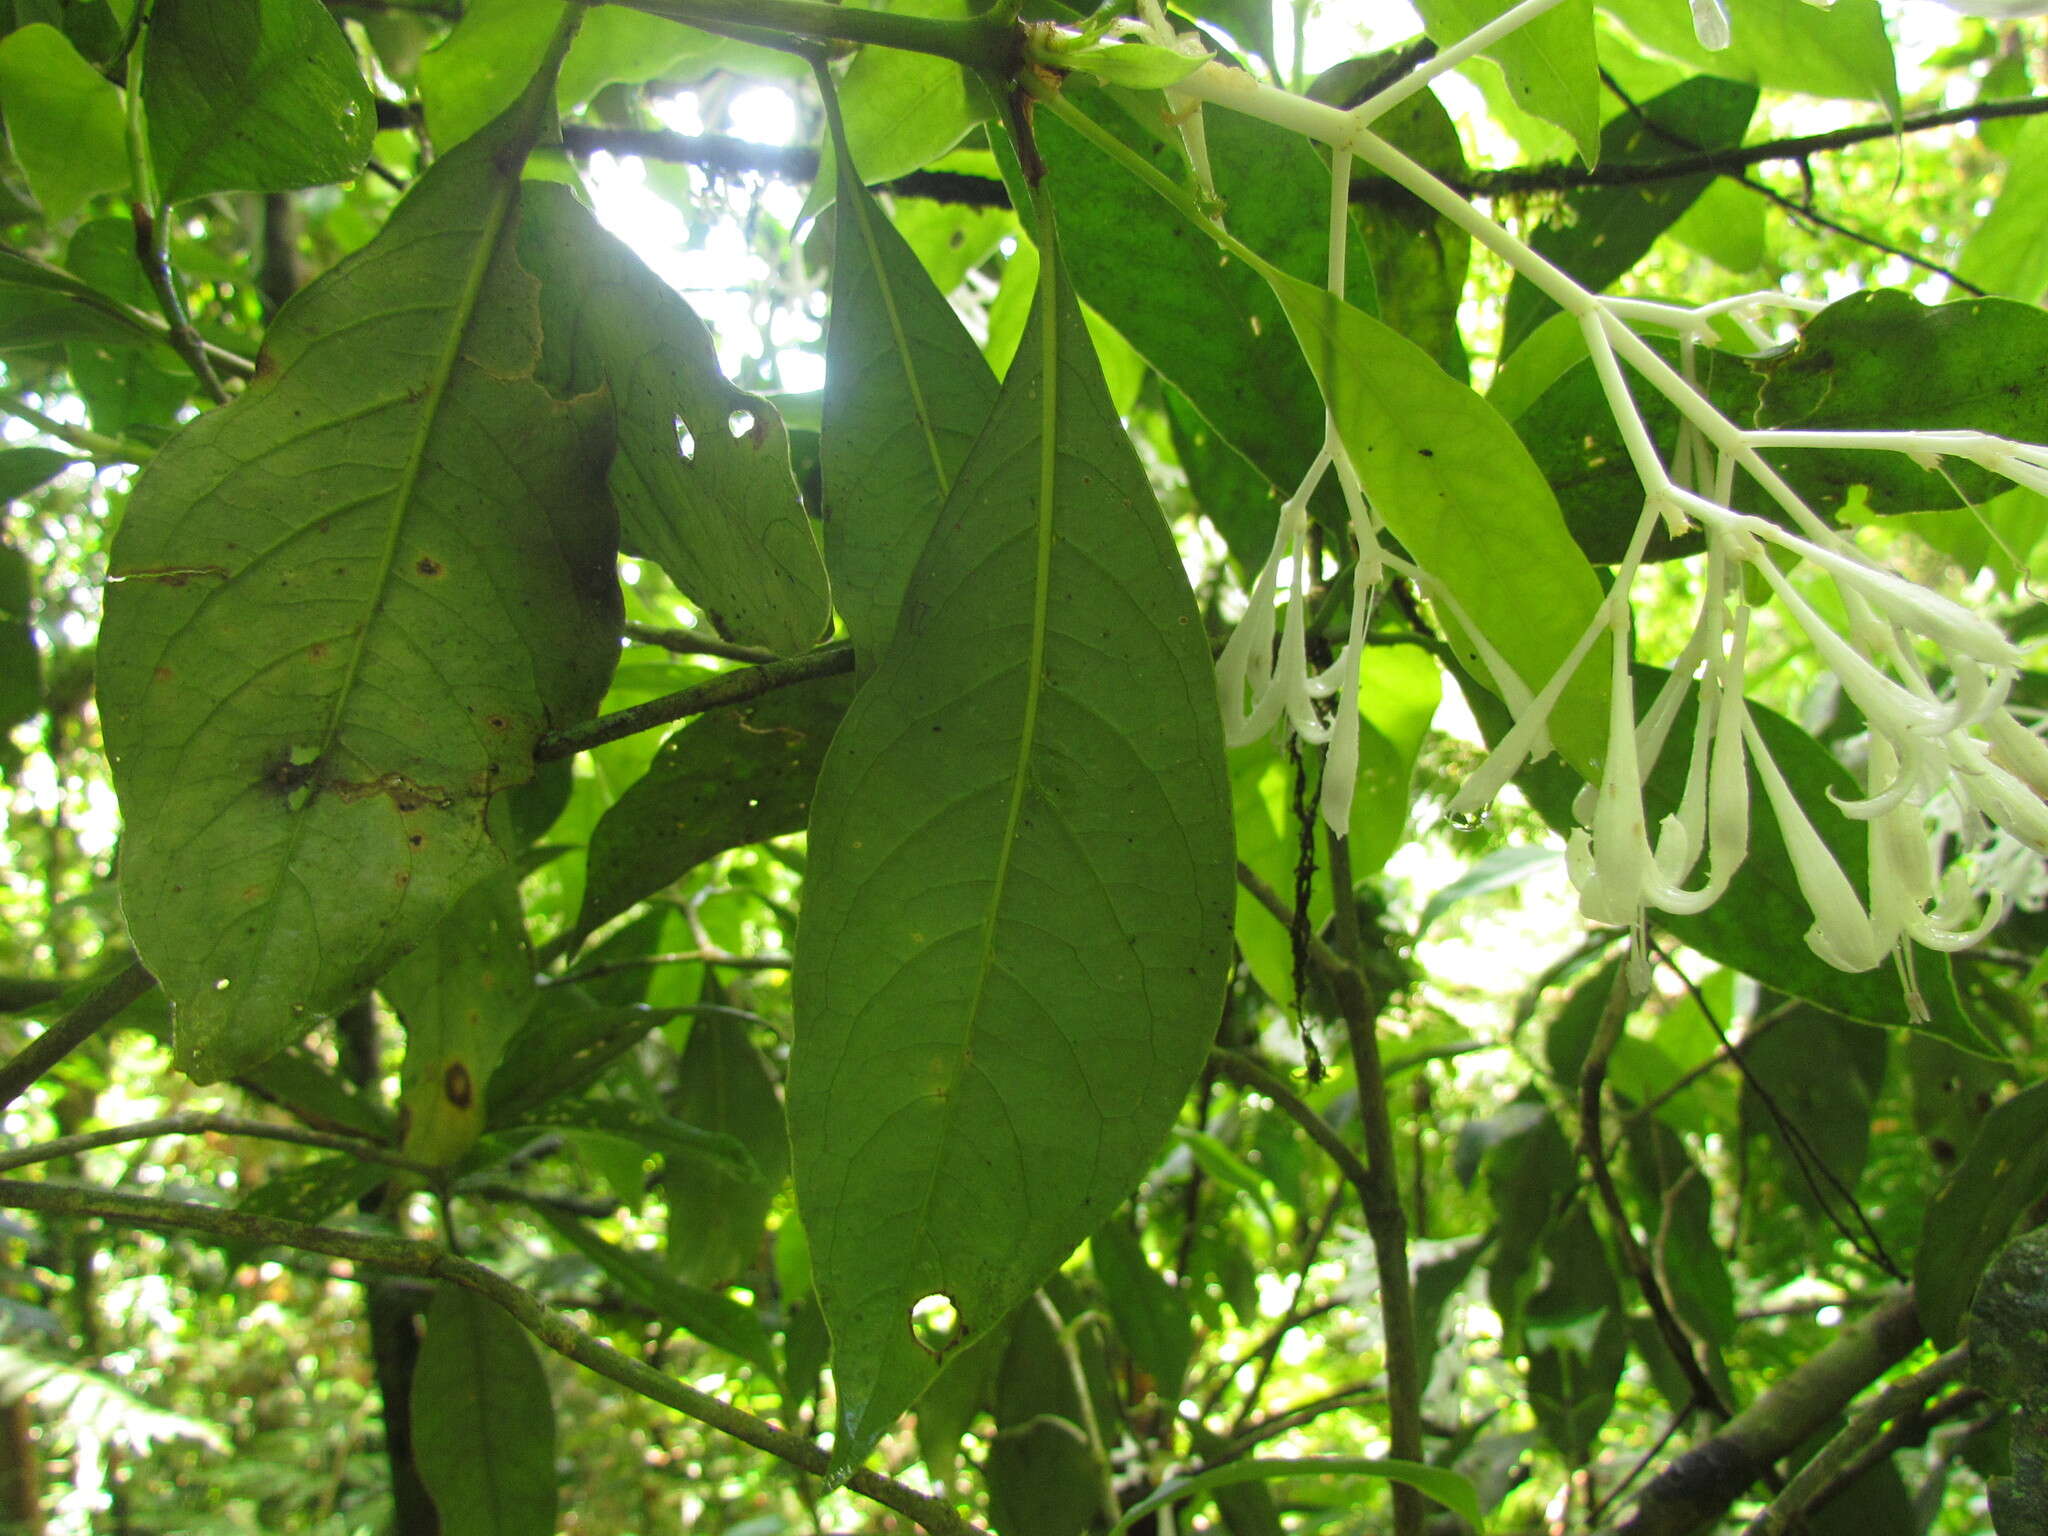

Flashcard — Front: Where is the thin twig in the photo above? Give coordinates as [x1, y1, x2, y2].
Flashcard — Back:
[1734, 171, 1985, 296]
[553, 96, 2048, 204]
[1579, 957, 1734, 1422]
[624, 623, 781, 664]
[1208, 1049, 1375, 1217]
[0, 963, 156, 1112]
[1233, 862, 1351, 980]
[130, 206, 231, 405]
[535, 645, 853, 761]
[0, 1111, 433, 1178]
[548, 950, 794, 984]
[0, 1177, 986, 1536]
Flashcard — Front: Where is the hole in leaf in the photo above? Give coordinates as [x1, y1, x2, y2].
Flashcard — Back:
[909, 1293, 960, 1355]
[675, 416, 696, 462]
[728, 408, 756, 439]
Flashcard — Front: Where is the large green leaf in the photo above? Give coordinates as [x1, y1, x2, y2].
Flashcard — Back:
[0, 251, 166, 354]
[1500, 76, 1757, 355]
[520, 184, 830, 656]
[1414, 0, 1600, 166]
[1090, 1217, 1192, 1396]
[1961, 116, 2048, 304]
[1752, 290, 2048, 511]
[1599, 0, 1898, 113]
[0, 25, 127, 221]
[789, 210, 1234, 1474]
[666, 1011, 790, 1289]
[1032, 85, 1373, 517]
[142, 0, 374, 206]
[412, 1285, 557, 1536]
[575, 671, 853, 942]
[808, 0, 981, 219]
[819, 75, 999, 672]
[381, 870, 536, 1168]
[0, 540, 38, 738]
[1269, 275, 1610, 775]
[100, 56, 620, 1082]
[1919, 1078, 2048, 1346]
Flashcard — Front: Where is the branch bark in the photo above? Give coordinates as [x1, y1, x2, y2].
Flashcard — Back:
[534, 644, 853, 761]
[1606, 1288, 1925, 1536]
[0, 962, 156, 1112]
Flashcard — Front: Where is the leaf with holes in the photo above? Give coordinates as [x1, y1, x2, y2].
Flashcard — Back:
[789, 208, 1234, 1476]
[412, 1284, 557, 1536]
[98, 49, 619, 1082]
[520, 182, 830, 655]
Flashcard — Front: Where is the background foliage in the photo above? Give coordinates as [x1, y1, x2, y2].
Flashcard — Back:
[0, 0, 2046, 1533]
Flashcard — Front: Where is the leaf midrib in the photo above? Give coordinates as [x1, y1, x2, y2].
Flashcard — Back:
[896, 216, 1063, 1309]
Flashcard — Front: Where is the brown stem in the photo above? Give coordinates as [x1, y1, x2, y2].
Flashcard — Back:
[0, 963, 156, 1112]
[535, 646, 853, 761]
[1320, 830, 1423, 1536]
[1578, 961, 1733, 1423]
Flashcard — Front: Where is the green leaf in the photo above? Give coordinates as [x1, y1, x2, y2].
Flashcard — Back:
[820, 86, 1000, 673]
[535, 1210, 780, 1376]
[1109, 1457, 1483, 1536]
[521, 183, 830, 656]
[1090, 1218, 1192, 1395]
[557, 11, 719, 109]
[417, 0, 565, 152]
[1667, 177, 1767, 275]
[789, 209, 1234, 1474]
[1500, 76, 1757, 354]
[0, 447, 78, 503]
[412, 1284, 558, 1536]
[665, 1012, 790, 1288]
[1961, 116, 2048, 303]
[503, 1092, 758, 1184]
[1600, 0, 1898, 113]
[1032, 88, 1373, 520]
[1058, 40, 1209, 89]
[0, 252, 164, 354]
[142, 0, 374, 206]
[1413, 0, 1600, 165]
[0, 25, 128, 220]
[99, 55, 620, 1083]
[382, 870, 536, 1168]
[235, 1151, 388, 1228]
[808, 1, 981, 219]
[1919, 1077, 2048, 1346]
[0, 539, 39, 735]
[488, 998, 696, 1122]
[1752, 291, 2048, 512]
[1268, 275, 1611, 776]
[575, 671, 853, 942]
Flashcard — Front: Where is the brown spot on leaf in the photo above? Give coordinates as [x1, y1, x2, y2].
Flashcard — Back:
[407, 832, 424, 848]
[307, 643, 328, 662]
[153, 666, 173, 683]
[416, 556, 443, 578]
[444, 1061, 473, 1110]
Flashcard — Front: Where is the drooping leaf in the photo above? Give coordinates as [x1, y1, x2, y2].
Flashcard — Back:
[1961, 115, 2048, 304]
[1031, 83, 1374, 523]
[381, 870, 536, 1168]
[1919, 1077, 2048, 1346]
[0, 447, 76, 505]
[575, 671, 853, 943]
[501, 1092, 758, 1183]
[0, 25, 127, 220]
[142, 0, 374, 206]
[1107, 1457, 1483, 1536]
[820, 83, 1000, 673]
[487, 997, 698, 1123]
[0, 251, 166, 355]
[1600, 0, 1898, 114]
[665, 1011, 790, 1289]
[236, 1151, 388, 1229]
[1752, 290, 2048, 512]
[1269, 275, 1611, 775]
[412, 1284, 557, 1536]
[789, 208, 1234, 1473]
[1500, 76, 1758, 355]
[1090, 1217, 1192, 1396]
[99, 52, 620, 1082]
[807, 1, 982, 221]
[417, 0, 565, 151]
[521, 183, 830, 655]
[0, 540, 39, 737]
[536, 1210, 780, 1376]
[1412, 0, 1600, 166]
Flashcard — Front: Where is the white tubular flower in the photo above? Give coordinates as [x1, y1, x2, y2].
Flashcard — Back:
[1742, 712, 1886, 973]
